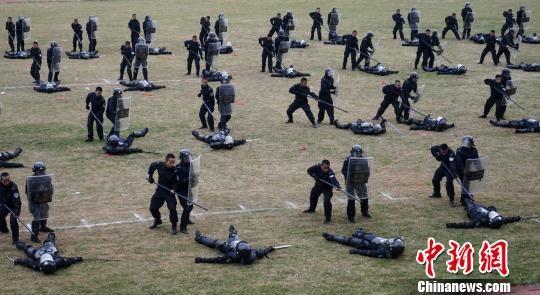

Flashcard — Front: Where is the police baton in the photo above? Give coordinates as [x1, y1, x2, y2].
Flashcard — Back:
[1, 204, 36, 236]
[152, 182, 208, 211]
[316, 178, 364, 203]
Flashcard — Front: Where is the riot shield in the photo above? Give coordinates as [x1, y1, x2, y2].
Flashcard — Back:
[135, 43, 149, 60]
[334, 73, 340, 106]
[26, 174, 55, 220]
[277, 40, 291, 67]
[114, 96, 132, 132]
[524, 9, 533, 29]
[88, 16, 98, 40]
[207, 41, 220, 59]
[146, 19, 157, 43]
[218, 83, 235, 104]
[23, 18, 31, 40]
[346, 157, 374, 187]
[52, 46, 62, 64]
[218, 18, 228, 41]
[505, 80, 518, 96]
[188, 156, 201, 205]
[329, 12, 341, 26]
[463, 156, 488, 194]
[409, 11, 420, 28]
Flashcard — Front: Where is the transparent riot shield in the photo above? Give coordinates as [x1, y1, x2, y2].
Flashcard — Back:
[23, 18, 31, 40]
[26, 174, 55, 220]
[88, 16, 98, 40]
[114, 96, 132, 132]
[218, 18, 228, 42]
[146, 19, 157, 43]
[188, 156, 201, 205]
[346, 157, 374, 200]
[463, 156, 488, 194]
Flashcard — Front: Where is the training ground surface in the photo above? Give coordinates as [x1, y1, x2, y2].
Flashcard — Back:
[1, 0, 539, 294]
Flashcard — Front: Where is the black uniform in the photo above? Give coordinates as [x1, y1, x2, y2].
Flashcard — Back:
[335, 119, 386, 135]
[323, 229, 404, 258]
[148, 161, 178, 228]
[174, 162, 193, 232]
[405, 117, 455, 131]
[198, 83, 215, 130]
[203, 38, 220, 70]
[106, 95, 119, 137]
[516, 9, 527, 36]
[496, 33, 517, 65]
[199, 18, 211, 46]
[46, 46, 60, 83]
[0, 180, 21, 242]
[424, 33, 440, 68]
[33, 82, 70, 94]
[119, 44, 134, 81]
[128, 19, 141, 48]
[121, 80, 165, 92]
[490, 118, 540, 133]
[430, 145, 456, 202]
[507, 62, 540, 71]
[306, 164, 341, 222]
[481, 79, 506, 120]
[455, 146, 479, 205]
[392, 13, 405, 40]
[373, 84, 402, 120]
[102, 129, 147, 155]
[358, 63, 399, 76]
[192, 131, 246, 150]
[317, 75, 336, 124]
[185, 40, 203, 76]
[194, 228, 274, 264]
[287, 83, 317, 125]
[355, 36, 374, 68]
[86, 19, 97, 52]
[309, 11, 323, 41]
[71, 22, 83, 52]
[479, 34, 498, 65]
[13, 233, 83, 273]
[501, 11, 515, 36]
[6, 21, 16, 52]
[29, 46, 42, 83]
[342, 34, 359, 70]
[447, 197, 521, 229]
[442, 15, 460, 39]
[269, 16, 282, 37]
[15, 19, 24, 51]
[399, 78, 417, 120]
[0, 148, 23, 168]
[85, 92, 105, 141]
[461, 7, 473, 38]
[414, 33, 431, 69]
[258, 37, 274, 72]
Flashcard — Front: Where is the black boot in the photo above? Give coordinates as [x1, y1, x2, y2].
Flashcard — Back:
[171, 224, 178, 235]
[149, 219, 162, 229]
[39, 220, 54, 233]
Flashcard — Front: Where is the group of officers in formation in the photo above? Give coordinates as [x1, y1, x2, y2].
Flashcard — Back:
[1, 2, 537, 274]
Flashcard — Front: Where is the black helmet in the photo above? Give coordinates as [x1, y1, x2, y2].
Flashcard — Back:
[386, 238, 405, 258]
[366, 32, 374, 38]
[40, 260, 57, 275]
[410, 71, 419, 80]
[113, 88, 122, 96]
[508, 29, 515, 35]
[461, 135, 474, 148]
[488, 210, 503, 229]
[108, 135, 120, 147]
[236, 242, 253, 260]
[32, 162, 46, 174]
[179, 149, 192, 163]
[278, 29, 285, 37]
[350, 144, 363, 157]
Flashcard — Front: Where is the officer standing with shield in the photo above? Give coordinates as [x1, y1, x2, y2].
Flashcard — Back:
[204, 33, 220, 71]
[175, 149, 199, 234]
[46, 41, 61, 83]
[461, 3, 474, 39]
[304, 159, 341, 224]
[342, 145, 372, 223]
[26, 162, 54, 243]
[86, 16, 98, 53]
[143, 16, 156, 44]
[215, 77, 235, 129]
[71, 19, 83, 52]
[215, 12, 228, 45]
[328, 8, 340, 41]
[0, 172, 21, 244]
[274, 30, 290, 71]
[455, 136, 480, 206]
[15, 16, 29, 52]
[317, 68, 337, 125]
[407, 8, 420, 40]
[106, 88, 122, 137]
[133, 37, 149, 81]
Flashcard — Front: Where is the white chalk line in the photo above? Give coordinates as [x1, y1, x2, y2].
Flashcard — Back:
[238, 204, 246, 210]
[532, 219, 540, 223]
[1, 78, 200, 90]
[380, 192, 410, 200]
[286, 201, 298, 209]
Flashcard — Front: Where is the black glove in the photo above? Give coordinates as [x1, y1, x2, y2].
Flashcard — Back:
[197, 93, 201, 97]
[86, 105, 90, 110]
[147, 177, 155, 184]
[195, 257, 202, 263]
[14, 258, 23, 265]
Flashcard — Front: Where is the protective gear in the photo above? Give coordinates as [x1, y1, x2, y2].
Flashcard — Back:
[32, 162, 46, 174]
[387, 238, 405, 258]
[461, 135, 474, 148]
[350, 144, 363, 158]
[409, 71, 419, 81]
[179, 149, 192, 163]
[113, 88, 122, 96]
[40, 259, 56, 275]
[324, 68, 334, 77]
[366, 32, 374, 38]
[323, 228, 405, 259]
[108, 135, 120, 147]
[447, 197, 521, 229]
[103, 129, 147, 155]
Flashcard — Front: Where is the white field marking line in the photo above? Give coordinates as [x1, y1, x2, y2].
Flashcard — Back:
[18, 207, 287, 232]
[1, 78, 200, 90]
[380, 192, 409, 200]
[286, 201, 298, 209]
[133, 213, 145, 221]
[238, 204, 246, 210]
[102, 79, 112, 84]
[80, 219, 89, 227]
[532, 219, 540, 223]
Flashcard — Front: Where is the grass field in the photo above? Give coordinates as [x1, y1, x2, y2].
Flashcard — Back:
[1, 0, 539, 294]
